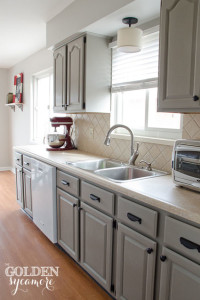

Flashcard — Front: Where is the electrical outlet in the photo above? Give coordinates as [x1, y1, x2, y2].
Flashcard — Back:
[89, 127, 94, 139]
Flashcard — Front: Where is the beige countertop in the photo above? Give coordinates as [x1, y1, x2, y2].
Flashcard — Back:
[14, 145, 200, 225]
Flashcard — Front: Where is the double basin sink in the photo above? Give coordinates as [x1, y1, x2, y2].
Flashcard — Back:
[68, 159, 166, 183]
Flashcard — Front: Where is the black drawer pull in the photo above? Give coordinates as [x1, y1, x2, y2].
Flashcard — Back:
[90, 194, 100, 202]
[24, 162, 29, 166]
[193, 95, 199, 101]
[127, 213, 142, 224]
[180, 237, 200, 253]
[73, 203, 77, 208]
[61, 180, 70, 186]
[16, 158, 20, 161]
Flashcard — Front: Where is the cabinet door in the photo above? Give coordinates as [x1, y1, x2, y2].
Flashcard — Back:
[53, 45, 67, 112]
[57, 188, 79, 261]
[159, 247, 200, 300]
[23, 168, 32, 217]
[116, 223, 156, 300]
[158, 0, 200, 112]
[67, 36, 85, 111]
[15, 165, 23, 208]
[80, 202, 113, 291]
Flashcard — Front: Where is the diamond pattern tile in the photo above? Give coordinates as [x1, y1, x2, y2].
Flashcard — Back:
[66, 113, 200, 174]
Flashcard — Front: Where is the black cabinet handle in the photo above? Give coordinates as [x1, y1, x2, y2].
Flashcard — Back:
[78, 207, 83, 212]
[62, 104, 69, 108]
[61, 180, 70, 186]
[73, 203, 77, 208]
[127, 213, 142, 224]
[193, 95, 199, 101]
[180, 237, 200, 253]
[146, 248, 153, 254]
[90, 194, 100, 202]
[160, 255, 167, 262]
[24, 162, 29, 166]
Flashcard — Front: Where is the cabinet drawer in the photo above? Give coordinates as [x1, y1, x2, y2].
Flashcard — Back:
[15, 152, 22, 166]
[117, 197, 158, 238]
[57, 170, 79, 197]
[81, 181, 114, 215]
[164, 217, 200, 263]
[23, 155, 32, 171]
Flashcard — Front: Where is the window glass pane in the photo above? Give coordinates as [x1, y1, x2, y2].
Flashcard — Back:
[148, 88, 181, 129]
[122, 90, 146, 130]
[32, 71, 53, 143]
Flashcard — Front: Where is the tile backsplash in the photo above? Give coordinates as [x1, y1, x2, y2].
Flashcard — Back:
[68, 113, 200, 174]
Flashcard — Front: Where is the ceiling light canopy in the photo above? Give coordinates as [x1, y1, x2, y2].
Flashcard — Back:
[117, 17, 143, 53]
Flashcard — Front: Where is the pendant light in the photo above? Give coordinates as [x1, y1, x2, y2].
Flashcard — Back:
[117, 17, 143, 53]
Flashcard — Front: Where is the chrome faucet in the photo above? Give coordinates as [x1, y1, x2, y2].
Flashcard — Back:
[104, 124, 139, 165]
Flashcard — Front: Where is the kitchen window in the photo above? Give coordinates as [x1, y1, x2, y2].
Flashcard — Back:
[31, 69, 53, 143]
[111, 29, 182, 142]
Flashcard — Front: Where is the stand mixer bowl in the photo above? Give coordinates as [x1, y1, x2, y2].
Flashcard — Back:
[47, 133, 66, 148]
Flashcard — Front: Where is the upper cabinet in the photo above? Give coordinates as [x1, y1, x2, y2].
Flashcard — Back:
[53, 34, 111, 113]
[158, 0, 200, 112]
[53, 46, 67, 112]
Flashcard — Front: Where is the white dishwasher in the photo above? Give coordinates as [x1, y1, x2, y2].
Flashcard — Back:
[31, 158, 57, 243]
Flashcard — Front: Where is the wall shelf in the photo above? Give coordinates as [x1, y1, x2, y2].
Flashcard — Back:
[5, 103, 23, 112]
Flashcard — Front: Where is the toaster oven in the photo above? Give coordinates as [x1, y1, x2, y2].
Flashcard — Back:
[172, 139, 200, 192]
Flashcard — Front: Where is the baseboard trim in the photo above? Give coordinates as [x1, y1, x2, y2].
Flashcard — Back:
[0, 167, 13, 173]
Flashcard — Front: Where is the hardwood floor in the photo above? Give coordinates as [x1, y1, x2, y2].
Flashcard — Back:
[0, 171, 112, 300]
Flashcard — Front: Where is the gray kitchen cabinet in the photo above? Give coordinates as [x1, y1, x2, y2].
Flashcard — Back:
[159, 247, 200, 300]
[158, 0, 200, 112]
[15, 164, 24, 208]
[53, 45, 67, 111]
[15, 152, 33, 218]
[23, 168, 33, 217]
[67, 36, 85, 112]
[57, 188, 79, 261]
[53, 33, 111, 113]
[116, 223, 157, 300]
[80, 202, 113, 292]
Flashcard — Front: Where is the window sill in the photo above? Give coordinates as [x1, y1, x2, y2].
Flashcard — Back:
[110, 133, 176, 146]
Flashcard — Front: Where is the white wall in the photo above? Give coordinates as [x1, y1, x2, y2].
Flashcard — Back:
[8, 48, 53, 166]
[46, 0, 133, 48]
[0, 69, 10, 169]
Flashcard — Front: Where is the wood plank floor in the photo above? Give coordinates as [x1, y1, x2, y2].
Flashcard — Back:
[0, 171, 112, 300]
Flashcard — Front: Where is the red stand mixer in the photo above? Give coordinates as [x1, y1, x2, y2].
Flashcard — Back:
[47, 117, 75, 151]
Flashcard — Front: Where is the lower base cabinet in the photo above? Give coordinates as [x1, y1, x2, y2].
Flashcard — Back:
[23, 168, 33, 217]
[80, 202, 113, 292]
[159, 247, 200, 300]
[116, 223, 157, 300]
[57, 188, 79, 261]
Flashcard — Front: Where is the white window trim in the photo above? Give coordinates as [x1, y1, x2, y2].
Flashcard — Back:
[110, 133, 176, 146]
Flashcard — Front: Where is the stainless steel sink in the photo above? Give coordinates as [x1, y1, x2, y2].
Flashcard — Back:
[94, 166, 166, 182]
[68, 159, 123, 171]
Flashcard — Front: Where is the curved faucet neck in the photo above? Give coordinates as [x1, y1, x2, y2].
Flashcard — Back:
[105, 124, 134, 155]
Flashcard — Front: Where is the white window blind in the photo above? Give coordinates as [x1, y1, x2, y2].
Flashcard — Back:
[112, 31, 159, 92]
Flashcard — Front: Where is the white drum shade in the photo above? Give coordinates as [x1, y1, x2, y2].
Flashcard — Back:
[117, 27, 143, 53]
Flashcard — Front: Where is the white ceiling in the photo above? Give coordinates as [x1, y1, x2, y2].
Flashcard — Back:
[82, 0, 160, 36]
[0, 0, 160, 69]
[0, 0, 74, 68]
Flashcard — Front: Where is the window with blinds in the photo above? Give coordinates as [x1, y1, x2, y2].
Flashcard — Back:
[112, 31, 159, 89]
[111, 29, 182, 140]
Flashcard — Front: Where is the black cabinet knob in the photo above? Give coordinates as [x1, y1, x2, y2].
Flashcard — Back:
[146, 248, 153, 254]
[193, 95, 199, 101]
[160, 255, 167, 262]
